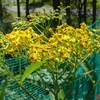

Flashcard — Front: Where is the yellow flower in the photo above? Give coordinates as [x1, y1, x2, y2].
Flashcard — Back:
[0, 39, 3, 43]
[93, 29, 98, 33]
[63, 22, 68, 27]
[27, 14, 32, 18]
[49, 51, 57, 58]
[57, 25, 62, 30]
[54, 58, 59, 63]
[63, 52, 70, 59]
[69, 38, 75, 43]
[62, 35, 70, 41]
[16, 42, 22, 47]
[4, 22, 100, 66]
[8, 48, 15, 54]
[48, 28, 53, 33]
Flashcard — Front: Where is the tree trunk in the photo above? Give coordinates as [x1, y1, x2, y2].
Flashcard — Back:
[52, 0, 60, 10]
[65, 0, 71, 25]
[17, 0, 20, 17]
[26, 0, 29, 19]
[0, 0, 3, 23]
[93, 0, 96, 24]
[78, 0, 82, 27]
[84, 0, 87, 23]
[52, 0, 60, 27]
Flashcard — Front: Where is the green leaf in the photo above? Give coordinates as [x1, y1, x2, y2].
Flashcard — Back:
[49, 92, 55, 100]
[21, 60, 46, 83]
[81, 60, 95, 85]
[0, 79, 7, 100]
[60, 89, 65, 100]
[0, 67, 7, 76]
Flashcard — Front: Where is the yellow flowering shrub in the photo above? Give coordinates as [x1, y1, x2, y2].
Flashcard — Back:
[1, 21, 100, 100]
[5, 22, 100, 67]
[1, 4, 100, 99]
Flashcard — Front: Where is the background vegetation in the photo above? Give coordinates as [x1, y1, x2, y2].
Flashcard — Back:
[0, 0, 99, 33]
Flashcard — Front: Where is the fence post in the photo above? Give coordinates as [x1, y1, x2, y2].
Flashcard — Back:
[84, 0, 87, 23]
[17, 0, 20, 17]
[65, 0, 71, 25]
[92, 0, 96, 24]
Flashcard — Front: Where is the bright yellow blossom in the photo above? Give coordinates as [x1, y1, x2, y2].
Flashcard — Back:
[0, 39, 3, 43]
[3, 23, 100, 68]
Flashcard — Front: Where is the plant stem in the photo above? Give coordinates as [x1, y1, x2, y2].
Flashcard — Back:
[52, 65, 59, 100]
[36, 70, 55, 94]
[18, 57, 22, 81]
[55, 92, 58, 100]
[3, 63, 36, 100]
[55, 72, 58, 100]
[87, 80, 100, 100]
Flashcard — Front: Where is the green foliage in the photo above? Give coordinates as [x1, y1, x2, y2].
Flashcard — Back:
[0, 0, 12, 18]
[21, 60, 46, 83]
[0, 67, 7, 76]
[0, 79, 7, 100]
[60, 89, 65, 100]
[11, 6, 66, 37]
[0, 0, 14, 33]
[0, 20, 14, 34]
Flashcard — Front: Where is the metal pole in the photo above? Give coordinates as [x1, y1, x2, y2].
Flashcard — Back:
[93, 0, 96, 23]
[0, 0, 3, 23]
[78, 0, 82, 27]
[17, 0, 20, 17]
[84, 0, 87, 23]
[66, 0, 70, 25]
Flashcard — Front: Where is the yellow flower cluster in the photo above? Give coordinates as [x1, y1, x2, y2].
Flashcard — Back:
[5, 27, 36, 56]
[4, 22, 100, 67]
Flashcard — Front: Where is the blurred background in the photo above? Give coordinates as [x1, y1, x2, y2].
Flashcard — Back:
[0, 0, 99, 33]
